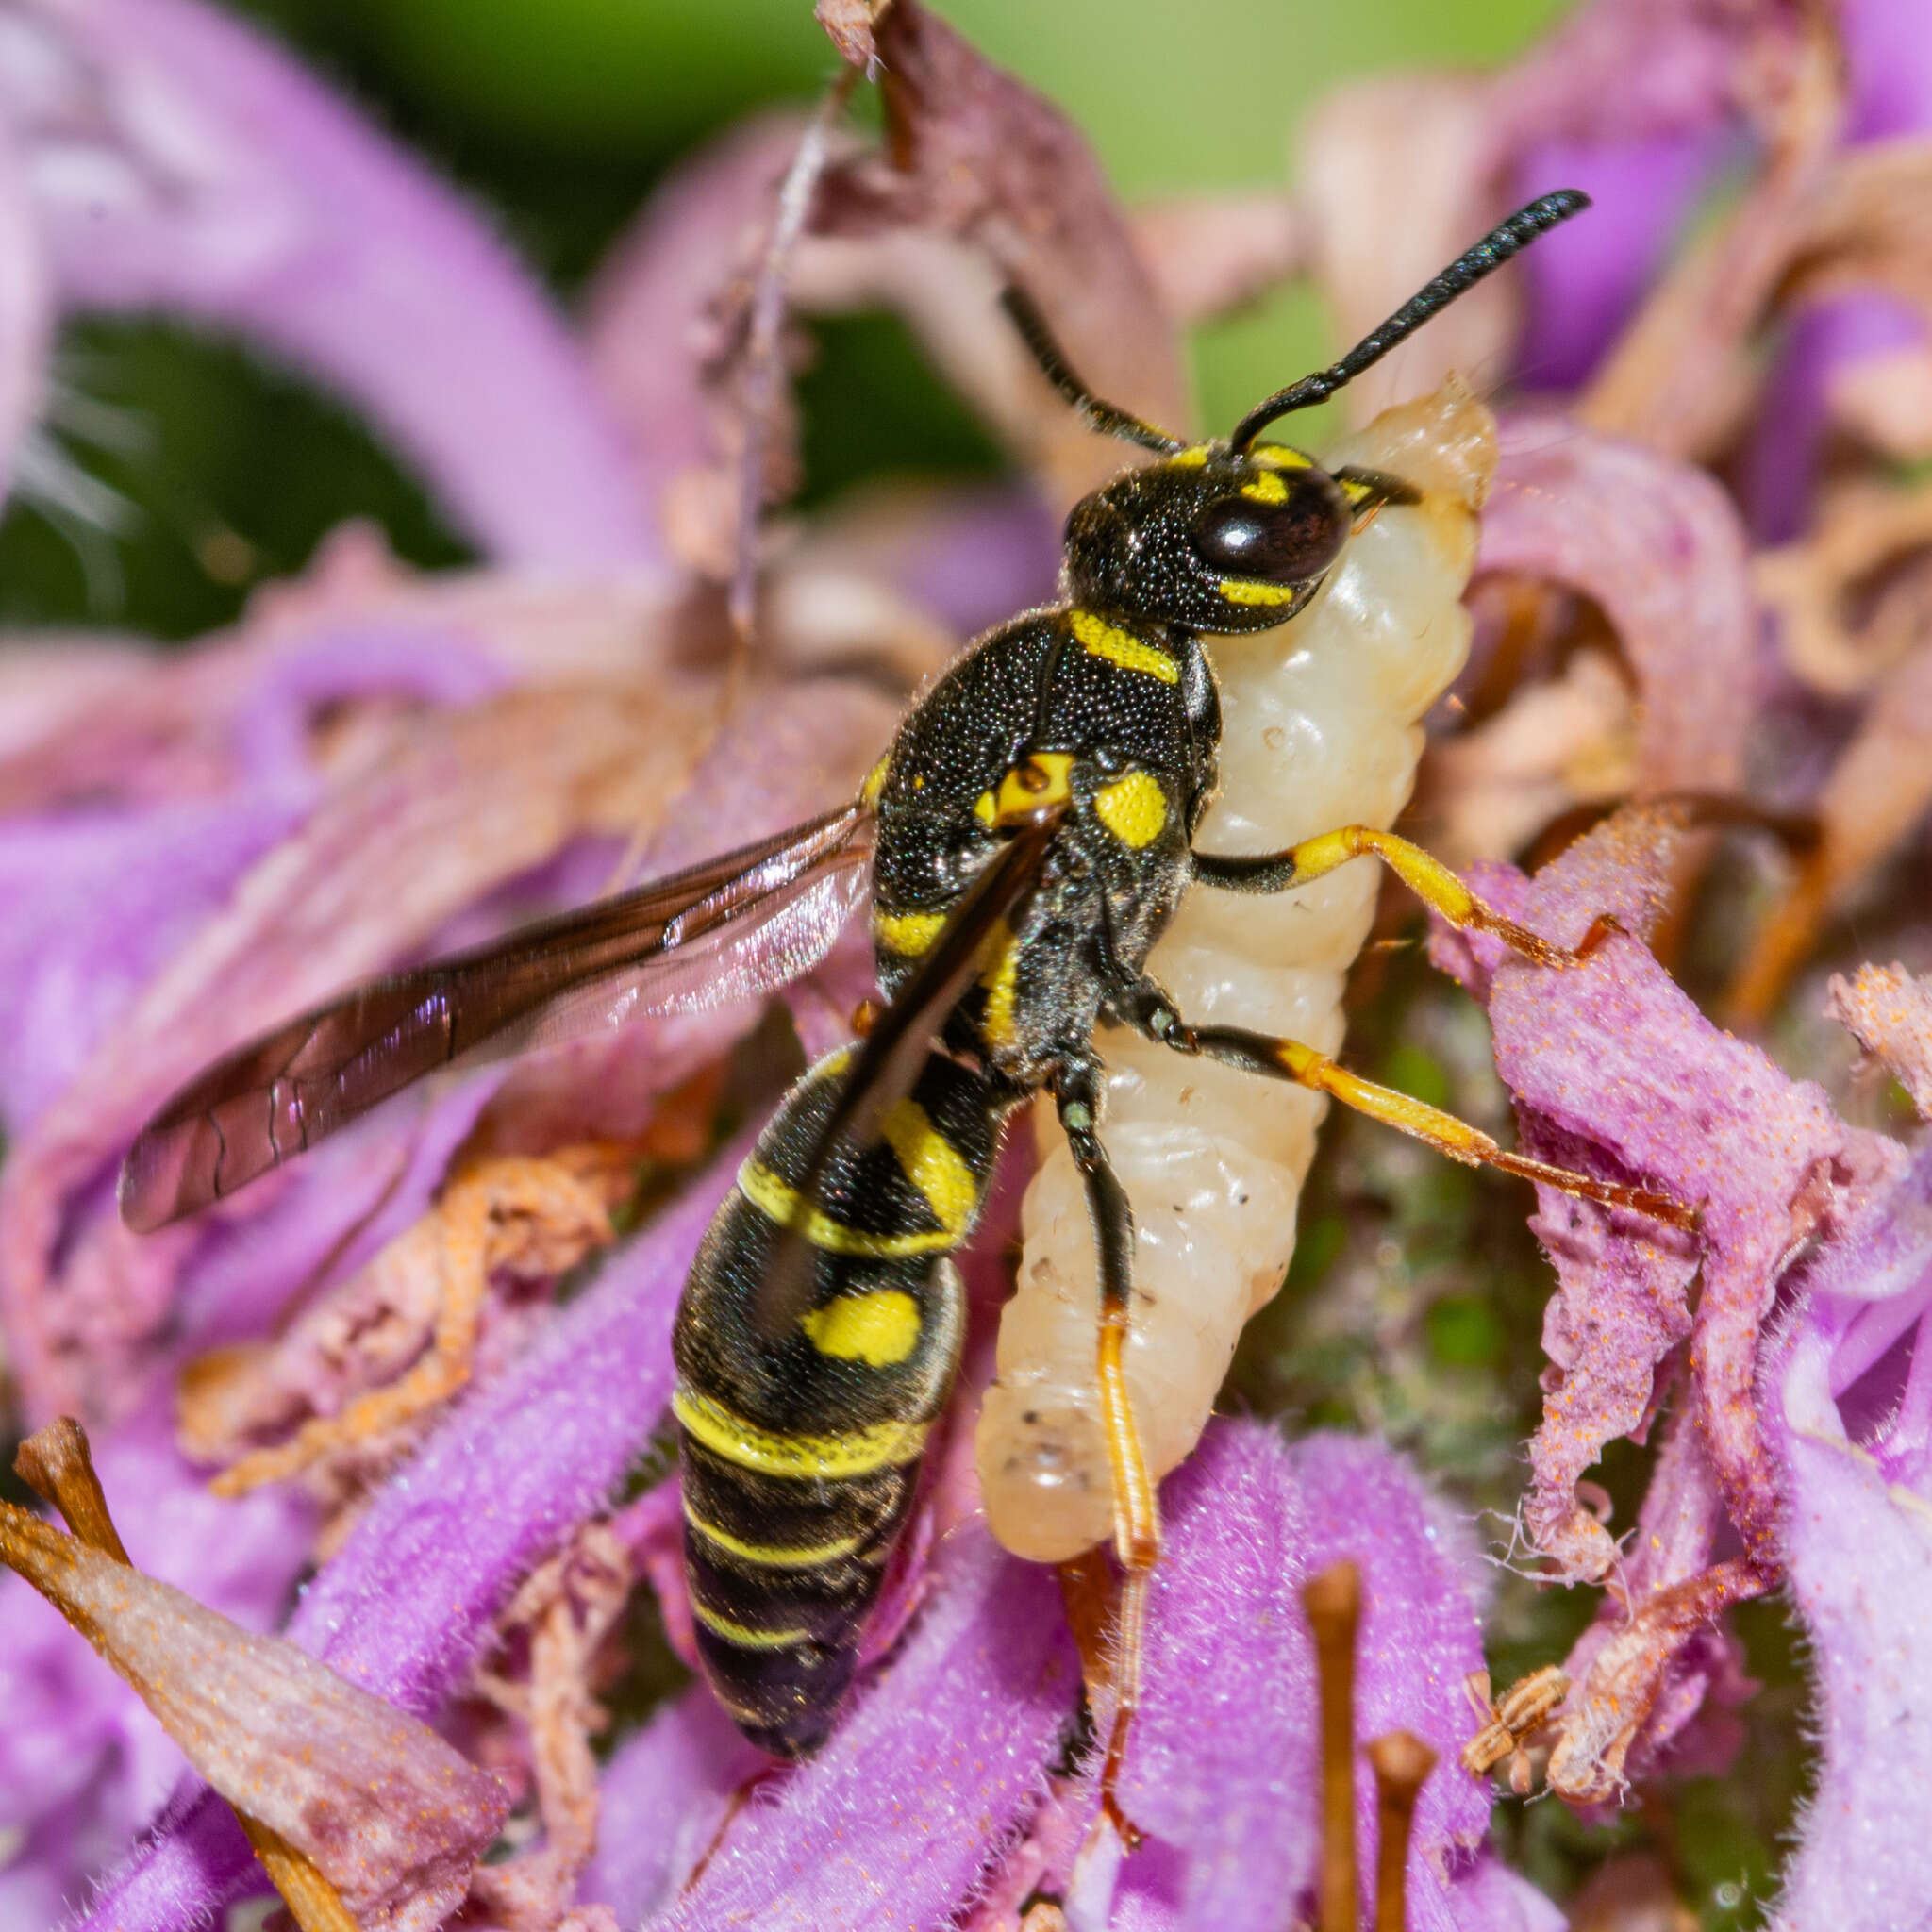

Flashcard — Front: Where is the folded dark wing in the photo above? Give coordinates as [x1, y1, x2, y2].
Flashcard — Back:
[120, 805, 872, 1231]
[747, 809, 1065, 1341]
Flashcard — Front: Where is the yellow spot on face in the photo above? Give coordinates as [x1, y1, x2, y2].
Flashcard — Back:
[690, 1600, 812, 1650]
[1241, 469, 1289, 505]
[974, 790, 996, 827]
[1093, 770, 1169, 848]
[738, 1160, 959, 1257]
[912, 774, 924, 790]
[860, 755, 891, 808]
[1218, 578, 1302, 607]
[1168, 444, 1211, 469]
[801, 1289, 923, 1367]
[979, 919, 1020, 1048]
[874, 907, 946, 957]
[879, 1099, 979, 1236]
[674, 1381, 929, 1478]
[683, 1502, 870, 1569]
[1250, 443, 1312, 470]
[993, 750, 1075, 820]
[1070, 608, 1179, 683]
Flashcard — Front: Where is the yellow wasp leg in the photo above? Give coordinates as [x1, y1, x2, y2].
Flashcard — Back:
[1194, 824, 1619, 971]
[1129, 1016, 1696, 1231]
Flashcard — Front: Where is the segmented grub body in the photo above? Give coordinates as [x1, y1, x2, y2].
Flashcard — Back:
[979, 385, 1497, 1560]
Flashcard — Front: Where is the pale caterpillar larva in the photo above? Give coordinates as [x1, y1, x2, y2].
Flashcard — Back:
[978, 381, 1497, 1560]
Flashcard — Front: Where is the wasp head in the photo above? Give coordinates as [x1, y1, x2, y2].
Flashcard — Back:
[1063, 443, 1352, 634]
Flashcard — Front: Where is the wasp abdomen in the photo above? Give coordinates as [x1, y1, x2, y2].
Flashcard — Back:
[671, 1046, 1003, 1756]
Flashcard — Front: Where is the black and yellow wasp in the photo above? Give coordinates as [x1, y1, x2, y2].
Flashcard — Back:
[121, 189, 1685, 1775]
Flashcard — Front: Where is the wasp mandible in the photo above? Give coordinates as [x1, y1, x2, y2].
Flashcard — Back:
[122, 188, 1689, 1793]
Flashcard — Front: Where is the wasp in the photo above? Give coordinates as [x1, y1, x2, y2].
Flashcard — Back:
[122, 188, 1688, 1785]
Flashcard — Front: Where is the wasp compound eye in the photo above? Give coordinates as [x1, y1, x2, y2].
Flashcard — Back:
[1189, 482, 1348, 587]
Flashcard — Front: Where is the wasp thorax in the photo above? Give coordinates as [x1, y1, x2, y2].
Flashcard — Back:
[1062, 445, 1350, 635]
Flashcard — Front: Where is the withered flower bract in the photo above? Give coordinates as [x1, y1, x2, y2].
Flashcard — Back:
[6, 1, 1932, 1928]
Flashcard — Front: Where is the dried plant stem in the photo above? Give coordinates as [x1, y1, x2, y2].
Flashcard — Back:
[1304, 1559, 1362, 1932]
[12, 1415, 129, 1563]
[1366, 1730, 1436, 1932]
[730, 64, 859, 644]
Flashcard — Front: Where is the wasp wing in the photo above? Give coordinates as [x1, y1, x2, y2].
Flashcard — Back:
[748, 808, 1066, 1341]
[120, 805, 872, 1232]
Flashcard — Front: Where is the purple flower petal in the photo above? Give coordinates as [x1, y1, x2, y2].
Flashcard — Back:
[1512, 129, 1732, 391]
[1431, 807, 1906, 1797]
[0, 791, 304, 1125]
[575, 1690, 764, 1924]
[0, 0, 656, 566]
[661, 1528, 1074, 1932]
[72, 1133, 746, 1932]
[1477, 413, 1756, 798]
[1768, 1144, 1932, 1928]
[1844, 0, 1932, 142]
[1743, 294, 1924, 542]
[1036, 1425, 1508, 1930]
[1125, 1427, 1494, 1927]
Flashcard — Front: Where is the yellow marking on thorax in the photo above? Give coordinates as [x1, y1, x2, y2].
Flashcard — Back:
[674, 1382, 929, 1479]
[1240, 469, 1289, 505]
[1250, 443, 1312, 470]
[879, 1098, 979, 1236]
[860, 755, 891, 808]
[979, 917, 1021, 1048]
[690, 1600, 812, 1651]
[801, 1288, 923, 1367]
[1070, 608, 1179, 683]
[1093, 770, 1169, 849]
[683, 1501, 870, 1569]
[1218, 578, 1301, 607]
[974, 790, 997, 827]
[737, 1159, 958, 1257]
[993, 750, 1074, 821]
[1168, 444, 1211, 468]
[874, 907, 947, 957]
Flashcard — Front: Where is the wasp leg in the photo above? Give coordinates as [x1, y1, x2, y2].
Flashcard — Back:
[1054, 1061, 1157, 1849]
[1333, 463, 1421, 522]
[1192, 825, 1620, 971]
[1113, 986, 1695, 1231]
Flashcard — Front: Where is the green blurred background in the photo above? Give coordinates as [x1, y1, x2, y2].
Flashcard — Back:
[0, 0, 1565, 640]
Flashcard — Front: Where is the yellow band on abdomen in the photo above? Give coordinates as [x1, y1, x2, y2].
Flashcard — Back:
[674, 1383, 929, 1480]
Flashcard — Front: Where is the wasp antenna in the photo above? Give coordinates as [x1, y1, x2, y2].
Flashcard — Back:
[1229, 189, 1591, 451]
[1000, 285, 1185, 457]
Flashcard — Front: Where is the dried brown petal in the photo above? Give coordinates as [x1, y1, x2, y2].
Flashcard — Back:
[1424, 647, 1638, 867]
[1729, 633, 1932, 1025]
[1477, 415, 1756, 803]
[1829, 340, 1932, 461]
[0, 1496, 509, 1930]
[1758, 476, 1932, 696]
[184, 1151, 626, 1523]
[2, 676, 713, 1423]
[810, 0, 1188, 505]
[1295, 75, 1512, 427]
[1786, 138, 1932, 333]
[816, 0, 889, 72]
[468, 1524, 631, 1929]
[13, 1413, 130, 1562]
[1129, 192, 1303, 325]
[1827, 962, 1932, 1118]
